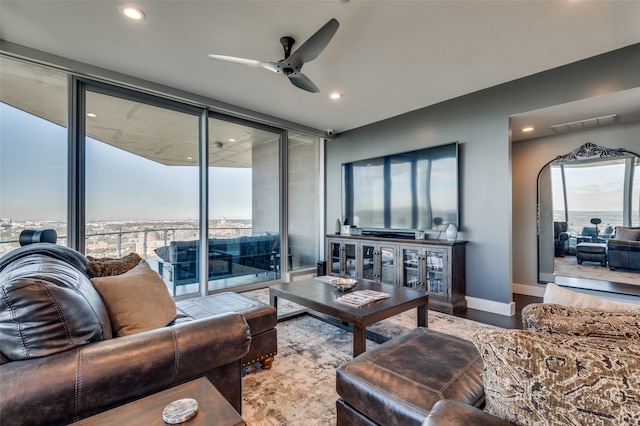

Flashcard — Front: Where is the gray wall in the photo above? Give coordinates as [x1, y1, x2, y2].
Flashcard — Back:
[512, 122, 640, 289]
[326, 44, 640, 306]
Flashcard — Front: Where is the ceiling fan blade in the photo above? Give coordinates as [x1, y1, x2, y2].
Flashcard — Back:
[288, 18, 339, 67]
[208, 54, 279, 73]
[288, 73, 320, 93]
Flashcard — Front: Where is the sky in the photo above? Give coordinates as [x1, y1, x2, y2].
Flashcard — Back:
[551, 162, 636, 212]
[1, 103, 252, 222]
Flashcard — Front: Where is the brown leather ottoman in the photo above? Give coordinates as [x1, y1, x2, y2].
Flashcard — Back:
[176, 292, 277, 369]
[336, 327, 484, 426]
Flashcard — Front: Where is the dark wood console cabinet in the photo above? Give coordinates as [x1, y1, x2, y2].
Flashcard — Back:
[326, 235, 466, 314]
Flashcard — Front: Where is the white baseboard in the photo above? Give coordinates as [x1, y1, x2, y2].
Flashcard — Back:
[465, 296, 515, 316]
[512, 282, 546, 298]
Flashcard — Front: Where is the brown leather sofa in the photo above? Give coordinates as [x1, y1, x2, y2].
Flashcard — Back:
[0, 243, 252, 426]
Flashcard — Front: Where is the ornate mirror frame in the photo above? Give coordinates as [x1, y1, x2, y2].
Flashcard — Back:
[537, 142, 639, 284]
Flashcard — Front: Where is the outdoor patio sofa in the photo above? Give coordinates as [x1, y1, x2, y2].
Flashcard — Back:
[155, 234, 282, 295]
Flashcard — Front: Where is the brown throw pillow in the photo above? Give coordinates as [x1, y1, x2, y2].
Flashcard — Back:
[473, 329, 640, 425]
[86, 252, 142, 278]
[91, 260, 176, 337]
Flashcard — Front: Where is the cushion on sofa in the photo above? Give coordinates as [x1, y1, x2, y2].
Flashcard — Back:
[91, 260, 176, 337]
[472, 329, 640, 426]
[614, 226, 640, 241]
[522, 303, 640, 340]
[155, 245, 170, 261]
[543, 282, 640, 311]
[0, 253, 112, 361]
[86, 252, 142, 278]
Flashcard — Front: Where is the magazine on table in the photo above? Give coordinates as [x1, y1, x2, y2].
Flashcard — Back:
[335, 289, 391, 307]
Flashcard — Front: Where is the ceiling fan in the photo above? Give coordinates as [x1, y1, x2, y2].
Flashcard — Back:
[208, 18, 339, 93]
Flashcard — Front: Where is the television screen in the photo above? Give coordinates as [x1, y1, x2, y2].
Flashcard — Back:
[342, 142, 458, 231]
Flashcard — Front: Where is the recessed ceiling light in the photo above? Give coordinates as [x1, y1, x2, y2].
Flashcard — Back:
[186, 156, 193, 160]
[86, 112, 97, 118]
[522, 127, 534, 132]
[329, 92, 343, 100]
[120, 6, 145, 21]
[228, 138, 236, 142]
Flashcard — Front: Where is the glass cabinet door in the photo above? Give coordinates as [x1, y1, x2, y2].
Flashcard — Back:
[402, 248, 422, 289]
[379, 244, 396, 284]
[361, 244, 375, 280]
[329, 241, 341, 275]
[425, 250, 446, 296]
[328, 240, 357, 276]
[345, 243, 357, 277]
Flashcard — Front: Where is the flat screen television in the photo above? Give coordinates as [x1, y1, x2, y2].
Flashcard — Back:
[342, 142, 458, 234]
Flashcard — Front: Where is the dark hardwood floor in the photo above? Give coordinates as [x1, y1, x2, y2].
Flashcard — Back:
[452, 293, 542, 329]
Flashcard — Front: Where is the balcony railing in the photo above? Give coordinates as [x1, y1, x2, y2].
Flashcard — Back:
[0, 226, 253, 259]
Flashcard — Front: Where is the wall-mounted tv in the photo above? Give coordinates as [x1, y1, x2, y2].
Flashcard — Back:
[342, 142, 459, 233]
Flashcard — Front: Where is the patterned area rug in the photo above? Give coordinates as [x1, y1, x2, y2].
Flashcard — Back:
[239, 289, 499, 425]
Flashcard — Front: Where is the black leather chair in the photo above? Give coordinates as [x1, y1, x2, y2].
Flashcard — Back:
[553, 221, 570, 257]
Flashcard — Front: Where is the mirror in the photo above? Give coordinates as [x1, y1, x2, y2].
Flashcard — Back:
[537, 143, 640, 285]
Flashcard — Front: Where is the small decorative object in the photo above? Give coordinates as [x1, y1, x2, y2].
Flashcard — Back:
[332, 277, 358, 291]
[162, 398, 198, 424]
[446, 224, 458, 241]
[335, 219, 341, 235]
[341, 224, 351, 235]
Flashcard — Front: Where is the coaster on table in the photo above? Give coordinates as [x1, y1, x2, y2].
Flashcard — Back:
[162, 398, 199, 424]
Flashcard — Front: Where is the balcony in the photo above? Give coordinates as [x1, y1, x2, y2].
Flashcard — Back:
[0, 221, 282, 296]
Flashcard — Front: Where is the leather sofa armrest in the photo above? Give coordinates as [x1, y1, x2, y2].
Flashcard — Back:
[422, 400, 513, 426]
[0, 313, 251, 426]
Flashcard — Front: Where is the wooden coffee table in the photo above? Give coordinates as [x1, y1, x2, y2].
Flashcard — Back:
[269, 278, 428, 357]
[73, 377, 245, 425]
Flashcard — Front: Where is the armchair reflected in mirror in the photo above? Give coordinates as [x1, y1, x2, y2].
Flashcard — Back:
[537, 143, 640, 289]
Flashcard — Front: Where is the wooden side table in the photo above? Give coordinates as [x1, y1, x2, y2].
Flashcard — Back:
[73, 377, 245, 425]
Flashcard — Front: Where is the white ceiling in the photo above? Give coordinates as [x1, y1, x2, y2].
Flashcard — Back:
[1, 0, 640, 137]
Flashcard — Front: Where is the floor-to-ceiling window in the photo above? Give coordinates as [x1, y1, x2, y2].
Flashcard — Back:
[0, 57, 68, 253]
[84, 88, 202, 296]
[1, 53, 324, 297]
[288, 133, 322, 271]
[206, 115, 281, 291]
[551, 157, 638, 246]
